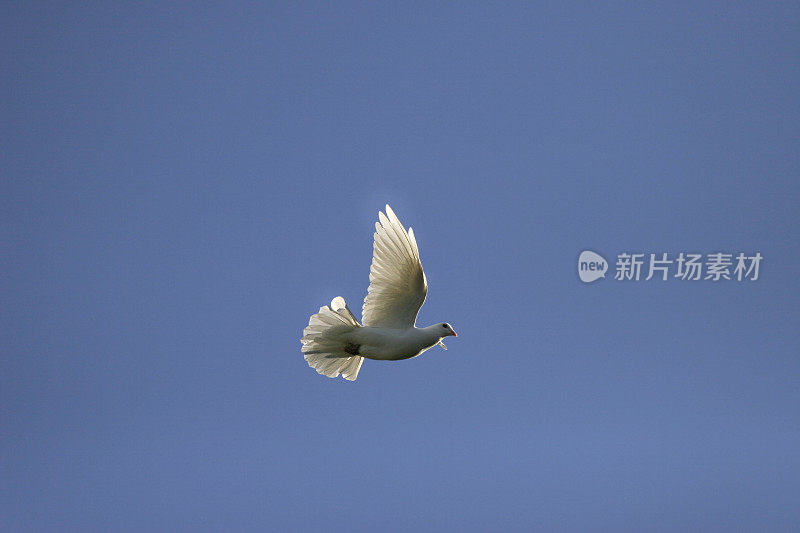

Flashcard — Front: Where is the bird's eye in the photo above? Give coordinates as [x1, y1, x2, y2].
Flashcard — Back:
[442, 323, 449, 329]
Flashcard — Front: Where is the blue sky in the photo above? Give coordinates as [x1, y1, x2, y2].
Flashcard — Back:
[2, 3, 799, 531]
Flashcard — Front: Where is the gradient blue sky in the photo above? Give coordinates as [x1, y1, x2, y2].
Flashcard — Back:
[2, 3, 799, 531]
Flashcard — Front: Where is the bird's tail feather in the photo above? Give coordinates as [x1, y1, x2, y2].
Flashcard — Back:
[301, 296, 363, 381]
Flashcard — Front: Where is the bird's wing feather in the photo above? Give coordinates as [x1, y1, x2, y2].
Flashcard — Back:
[362, 205, 427, 328]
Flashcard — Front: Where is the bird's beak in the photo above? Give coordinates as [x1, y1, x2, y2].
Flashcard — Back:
[452, 329, 458, 337]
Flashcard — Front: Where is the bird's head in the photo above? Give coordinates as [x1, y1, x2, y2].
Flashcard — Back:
[432, 322, 457, 351]
[437, 322, 458, 337]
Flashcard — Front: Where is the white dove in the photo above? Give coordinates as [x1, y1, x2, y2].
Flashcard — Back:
[301, 205, 457, 380]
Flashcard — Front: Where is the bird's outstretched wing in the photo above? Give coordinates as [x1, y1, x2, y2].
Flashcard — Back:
[361, 205, 427, 328]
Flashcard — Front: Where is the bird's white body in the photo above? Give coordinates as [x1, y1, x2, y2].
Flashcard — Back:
[301, 205, 457, 380]
[345, 325, 447, 361]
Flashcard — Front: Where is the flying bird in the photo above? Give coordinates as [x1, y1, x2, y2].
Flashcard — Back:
[301, 205, 457, 380]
